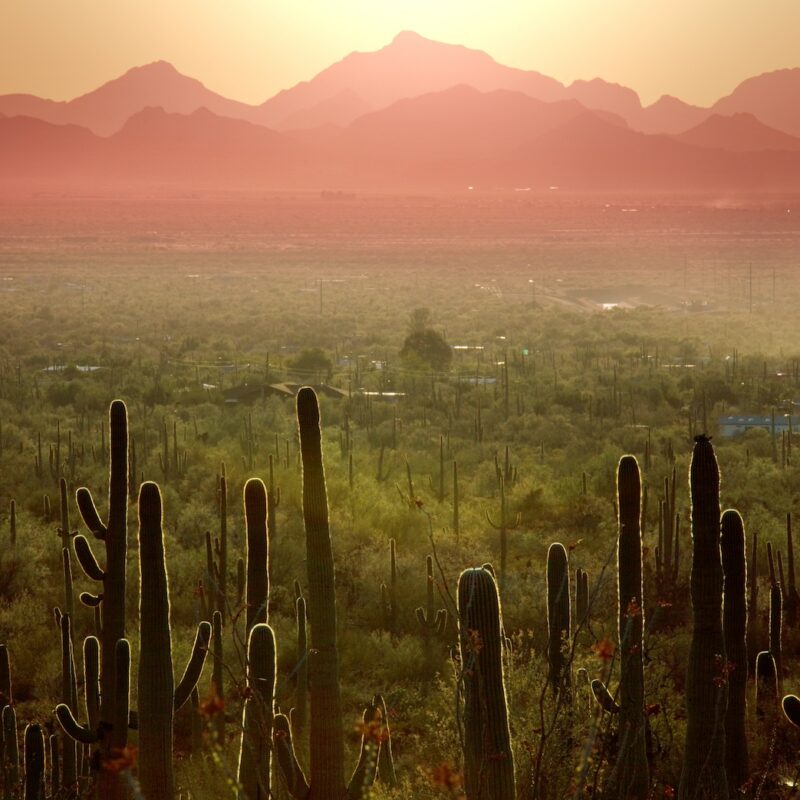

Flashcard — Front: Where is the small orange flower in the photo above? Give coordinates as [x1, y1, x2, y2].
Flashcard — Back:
[199, 686, 225, 717]
[102, 745, 138, 774]
[592, 636, 615, 662]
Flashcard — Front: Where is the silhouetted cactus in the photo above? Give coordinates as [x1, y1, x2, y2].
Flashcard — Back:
[769, 577, 783, 695]
[3, 704, 19, 796]
[57, 478, 76, 619]
[22, 724, 45, 800]
[614, 455, 648, 799]
[137, 482, 211, 800]
[592, 679, 620, 714]
[546, 543, 571, 696]
[486, 473, 520, 591]
[453, 459, 460, 540]
[59, 614, 78, 795]
[786, 513, 800, 626]
[237, 623, 276, 800]
[72, 399, 128, 799]
[678, 435, 728, 800]
[374, 693, 396, 786]
[244, 478, 269, 637]
[720, 509, 748, 793]
[0, 644, 12, 707]
[273, 388, 383, 800]
[8, 500, 15, 546]
[415, 555, 447, 637]
[755, 650, 778, 721]
[457, 566, 515, 800]
[575, 568, 589, 628]
[380, 539, 397, 635]
[293, 593, 308, 739]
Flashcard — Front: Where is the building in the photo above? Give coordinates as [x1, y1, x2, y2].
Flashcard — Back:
[718, 414, 800, 438]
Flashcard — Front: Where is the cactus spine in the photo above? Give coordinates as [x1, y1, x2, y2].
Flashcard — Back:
[457, 566, 515, 800]
[678, 436, 728, 800]
[546, 543, 571, 695]
[614, 455, 648, 799]
[720, 509, 748, 792]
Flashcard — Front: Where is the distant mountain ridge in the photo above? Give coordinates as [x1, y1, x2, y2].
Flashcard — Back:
[3, 31, 797, 139]
[4, 86, 800, 193]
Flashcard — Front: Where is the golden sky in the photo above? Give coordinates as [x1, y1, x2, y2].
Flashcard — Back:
[1, 1, 798, 107]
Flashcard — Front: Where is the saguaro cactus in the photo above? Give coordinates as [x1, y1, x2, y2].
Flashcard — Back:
[244, 478, 269, 637]
[614, 455, 648, 799]
[546, 543, 571, 696]
[273, 388, 383, 800]
[720, 509, 748, 793]
[72, 399, 128, 798]
[237, 623, 276, 800]
[486, 473, 520, 591]
[137, 482, 212, 800]
[457, 566, 515, 800]
[23, 723, 45, 800]
[415, 555, 448, 638]
[678, 436, 728, 800]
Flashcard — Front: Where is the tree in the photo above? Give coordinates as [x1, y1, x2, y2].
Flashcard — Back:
[288, 348, 332, 380]
[401, 328, 452, 372]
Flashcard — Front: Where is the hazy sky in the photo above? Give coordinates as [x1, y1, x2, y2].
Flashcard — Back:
[1, 1, 798, 106]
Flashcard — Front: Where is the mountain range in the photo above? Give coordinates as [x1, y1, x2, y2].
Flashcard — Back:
[3, 31, 800, 192]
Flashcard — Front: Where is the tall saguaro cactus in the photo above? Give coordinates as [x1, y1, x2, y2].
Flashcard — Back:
[273, 388, 382, 800]
[244, 478, 269, 637]
[458, 566, 515, 800]
[678, 436, 728, 800]
[72, 399, 128, 797]
[237, 623, 276, 800]
[546, 543, 571, 696]
[614, 455, 648, 799]
[720, 509, 748, 793]
[137, 481, 212, 800]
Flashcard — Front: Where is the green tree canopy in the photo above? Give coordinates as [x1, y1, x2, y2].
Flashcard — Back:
[400, 328, 452, 372]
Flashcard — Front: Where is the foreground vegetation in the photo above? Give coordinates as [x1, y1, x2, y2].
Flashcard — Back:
[1, 194, 800, 798]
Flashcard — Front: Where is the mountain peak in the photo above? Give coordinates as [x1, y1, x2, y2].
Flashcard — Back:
[123, 60, 182, 78]
[390, 30, 428, 46]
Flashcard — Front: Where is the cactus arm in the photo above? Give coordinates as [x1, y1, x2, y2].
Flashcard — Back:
[591, 680, 621, 714]
[174, 621, 212, 712]
[80, 592, 103, 607]
[55, 704, 98, 745]
[782, 694, 800, 727]
[346, 702, 380, 800]
[274, 712, 311, 799]
[75, 488, 107, 540]
[373, 693, 397, 786]
[74, 535, 106, 581]
[84, 636, 100, 731]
